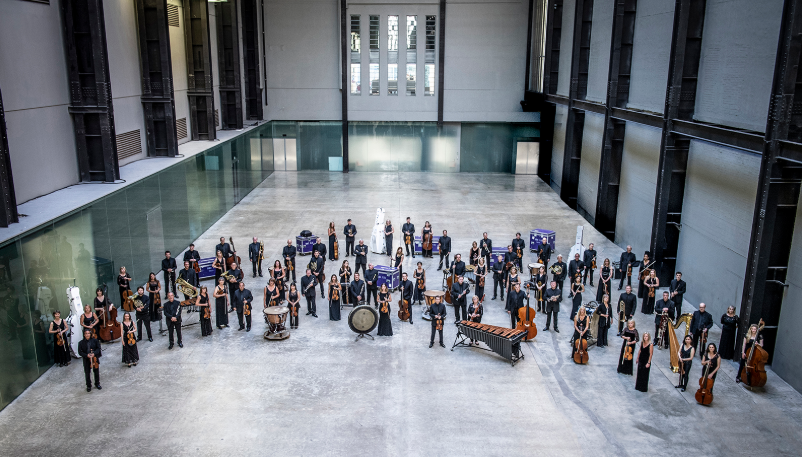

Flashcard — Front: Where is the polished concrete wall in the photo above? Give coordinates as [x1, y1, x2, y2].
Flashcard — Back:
[585, 0, 614, 104]
[775, 193, 802, 393]
[626, 0, 674, 113]
[550, 105, 568, 192]
[576, 111, 603, 224]
[169, 0, 191, 145]
[694, 0, 783, 132]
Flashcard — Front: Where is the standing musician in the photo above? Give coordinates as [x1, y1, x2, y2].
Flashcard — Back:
[505, 282, 528, 329]
[568, 253, 585, 285]
[163, 291, 183, 349]
[394, 247, 404, 278]
[183, 243, 201, 272]
[450, 276, 470, 323]
[421, 221, 433, 258]
[474, 258, 487, 303]
[196, 287, 213, 337]
[339, 260, 352, 304]
[654, 291, 675, 349]
[215, 237, 234, 263]
[505, 266, 521, 310]
[413, 262, 426, 305]
[503, 245, 516, 276]
[301, 269, 318, 318]
[492, 254, 506, 301]
[233, 282, 254, 332]
[402, 217, 415, 258]
[468, 242, 481, 267]
[328, 275, 342, 321]
[162, 251, 178, 296]
[264, 278, 280, 308]
[450, 254, 466, 278]
[226, 262, 243, 300]
[596, 295, 611, 347]
[480, 233, 493, 268]
[78, 329, 102, 392]
[641, 269, 659, 314]
[283, 239, 297, 284]
[637, 252, 651, 299]
[467, 296, 483, 346]
[248, 237, 263, 278]
[349, 272, 365, 306]
[212, 251, 225, 284]
[676, 335, 695, 390]
[542, 281, 562, 333]
[551, 255, 567, 295]
[117, 266, 132, 306]
[287, 284, 300, 329]
[384, 220, 394, 258]
[618, 285, 638, 335]
[670, 272, 686, 316]
[344, 219, 357, 257]
[569, 275, 584, 320]
[689, 303, 714, 355]
[438, 230, 452, 271]
[597, 258, 612, 302]
[213, 277, 229, 329]
[428, 295, 446, 348]
[399, 272, 414, 325]
[134, 286, 152, 342]
[178, 261, 199, 301]
[537, 236, 552, 271]
[582, 243, 596, 286]
[80, 304, 98, 341]
[700, 343, 721, 392]
[355, 240, 368, 277]
[49, 310, 70, 367]
[572, 307, 590, 358]
[146, 273, 161, 322]
[271, 260, 287, 303]
[308, 250, 326, 298]
[512, 233, 526, 270]
[618, 245, 636, 290]
[364, 263, 379, 307]
[535, 266, 547, 313]
[312, 237, 327, 260]
[736, 324, 763, 384]
[328, 222, 337, 261]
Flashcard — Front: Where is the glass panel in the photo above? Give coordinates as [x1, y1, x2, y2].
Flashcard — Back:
[387, 16, 399, 52]
[406, 64, 416, 96]
[350, 15, 361, 54]
[407, 16, 417, 51]
[425, 15, 436, 63]
[388, 64, 398, 95]
[459, 123, 540, 173]
[348, 122, 459, 172]
[369, 15, 380, 62]
[351, 63, 361, 95]
[425, 64, 435, 96]
[297, 121, 343, 171]
[369, 63, 380, 95]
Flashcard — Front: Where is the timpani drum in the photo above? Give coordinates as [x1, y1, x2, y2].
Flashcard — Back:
[263, 306, 290, 340]
[422, 290, 446, 321]
[528, 262, 544, 279]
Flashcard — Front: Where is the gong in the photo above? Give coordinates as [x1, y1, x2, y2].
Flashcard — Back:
[348, 305, 379, 338]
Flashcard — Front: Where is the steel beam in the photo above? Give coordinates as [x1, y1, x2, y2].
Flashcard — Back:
[437, 0, 446, 126]
[0, 86, 18, 227]
[340, 0, 349, 172]
[216, 0, 243, 130]
[241, 0, 263, 120]
[184, 0, 216, 140]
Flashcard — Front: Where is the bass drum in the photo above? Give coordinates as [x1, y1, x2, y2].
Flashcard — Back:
[348, 305, 379, 335]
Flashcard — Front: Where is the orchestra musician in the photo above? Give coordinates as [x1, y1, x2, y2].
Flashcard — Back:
[512, 233, 526, 270]
[213, 277, 229, 329]
[413, 262, 426, 305]
[344, 219, 357, 257]
[364, 263, 378, 307]
[233, 282, 253, 332]
[287, 284, 300, 329]
[542, 281, 561, 332]
[339, 260, 352, 286]
[162, 251, 178, 296]
[635, 332, 654, 392]
[569, 275, 584, 320]
[399, 272, 414, 325]
[552, 255, 567, 295]
[597, 258, 612, 302]
[226, 262, 243, 298]
[654, 291, 675, 349]
[676, 335, 695, 391]
[308, 250, 326, 298]
[355, 240, 368, 277]
[178, 261, 199, 302]
[428, 295, 446, 348]
[572, 307, 590, 359]
[81, 304, 98, 339]
[582, 243, 596, 286]
[535, 266, 547, 313]
[328, 222, 337, 261]
[349, 272, 365, 306]
[377, 284, 393, 336]
[163, 292, 182, 349]
[78, 329, 102, 392]
[215, 237, 234, 263]
[301, 269, 318, 318]
[618, 245, 636, 290]
[450, 254, 466, 278]
[133, 286, 152, 342]
[384, 220, 394, 258]
[689, 303, 714, 356]
[596, 295, 611, 347]
[329, 275, 341, 321]
[450, 275, 470, 323]
[719, 306, 739, 360]
[283, 239, 297, 283]
[736, 324, 763, 384]
[212, 250, 225, 284]
[146, 273, 161, 322]
[669, 272, 686, 316]
[421, 221, 433, 258]
[469, 241, 480, 267]
[618, 285, 638, 335]
[492, 254, 505, 301]
[402, 217, 415, 258]
[700, 343, 721, 392]
[467, 296, 483, 345]
[312, 237, 327, 260]
[117, 266, 132, 307]
[637, 252, 651, 300]
[506, 282, 527, 329]
[264, 278, 279, 308]
[568, 253, 584, 286]
[271, 260, 287, 303]
[480, 233, 493, 268]
[537, 236, 551, 270]
[49, 310, 70, 367]
[196, 286, 213, 337]
[504, 246, 516, 284]
[505, 266, 520, 311]
[617, 319, 639, 375]
[438, 230, 452, 271]
[474, 258, 487, 303]
[121, 312, 138, 368]
[641, 269, 659, 314]
[248, 237, 262, 278]
[183, 243, 200, 272]
[394, 247, 404, 278]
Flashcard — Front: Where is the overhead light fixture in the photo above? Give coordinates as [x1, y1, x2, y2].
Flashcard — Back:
[208, 0, 228, 3]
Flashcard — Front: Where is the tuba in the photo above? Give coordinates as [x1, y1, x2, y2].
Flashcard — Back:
[177, 278, 198, 306]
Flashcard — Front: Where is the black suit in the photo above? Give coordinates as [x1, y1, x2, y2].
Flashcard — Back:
[163, 299, 182, 345]
[283, 245, 297, 282]
[135, 296, 152, 340]
[618, 292, 638, 332]
[162, 257, 178, 294]
[451, 260, 466, 277]
[429, 302, 447, 345]
[654, 298, 675, 348]
[355, 244, 368, 277]
[313, 242, 327, 259]
[438, 235, 451, 269]
[233, 288, 254, 330]
[349, 279, 365, 305]
[690, 310, 714, 352]
[618, 252, 636, 289]
[344, 224, 357, 256]
[309, 255, 326, 295]
[543, 287, 562, 330]
[582, 249, 596, 285]
[492, 259, 505, 299]
[400, 279, 414, 323]
[248, 242, 262, 277]
[178, 268, 198, 302]
[512, 238, 526, 269]
[364, 268, 379, 306]
[301, 275, 317, 314]
[537, 242, 552, 269]
[78, 337, 102, 388]
[215, 243, 233, 263]
[568, 260, 584, 284]
[402, 223, 415, 256]
[183, 249, 200, 271]
[552, 261, 567, 292]
[450, 281, 470, 322]
[506, 289, 526, 328]
[480, 238, 493, 268]
[670, 279, 686, 315]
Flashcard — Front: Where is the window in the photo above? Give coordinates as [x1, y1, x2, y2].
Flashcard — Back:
[388, 64, 398, 95]
[406, 65, 416, 96]
[425, 64, 435, 96]
[351, 64, 361, 95]
[388, 16, 399, 52]
[407, 16, 417, 51]
[369, 15, 380, 62]
[350, 15, 361, 53]
[425, 16, 436, 96]
[370, 63, 380, 95]
[406, 16, 418, 96]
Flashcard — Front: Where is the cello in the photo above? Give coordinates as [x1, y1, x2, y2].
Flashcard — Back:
[122, 289, 135, 312]
[516, 283, 537, 341]
[227, 237, 242, 269]
[740, 319, 768, 388]
[98, 301, 122, 342]
[695, 354, 715, 405]
[397, 282, 410, 322]
[573, 312, 589, 364]
[422, 232, 432, 252]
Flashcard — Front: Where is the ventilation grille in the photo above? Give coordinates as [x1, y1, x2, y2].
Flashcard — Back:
[176, 118, 188, 139]
[214, 109, 219, 127]
[167, 4, 179, 27]
[116, 130, 142, 160]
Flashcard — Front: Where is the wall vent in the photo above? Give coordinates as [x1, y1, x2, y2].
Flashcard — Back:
[167, 4, 180, 27]
[176, 117, 188, 139]
[116, 129, 142, 160]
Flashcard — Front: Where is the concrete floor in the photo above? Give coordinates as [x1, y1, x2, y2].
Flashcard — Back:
[1, 172, 802, 456]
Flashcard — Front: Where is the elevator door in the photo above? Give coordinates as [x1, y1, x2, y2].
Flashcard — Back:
[515, 142, 540, 174]
[273, 138, 297, 171]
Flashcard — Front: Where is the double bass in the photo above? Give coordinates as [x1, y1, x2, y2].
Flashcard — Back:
[695, 355, 715, 405]
[740, 319, 768, 388]
[122, 290, 135, 312]
[422, 232, 432, 252]
[515, 284, 537, 341]
[227, 237, 242, 269]
[397, 282, 410, 322]
[97, 284, 122, 342]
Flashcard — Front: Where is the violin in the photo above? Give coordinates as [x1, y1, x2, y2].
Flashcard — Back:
[90, 350, 99, 370]
[333, 238, 339, 260]
[515, 284, 537, 341]
[436, 316, 443, 331]
[695, 355, 715, 405]
[332, 284, 340, 302]
[624, 344, 633, 361]
[126, 325, 136, 346]
[740, 319, 768, 388]
[56, 325, 65, 347]
[397, 283, 410, 322]
[203, 299, 211, 319]
[380, 297, 389, 314]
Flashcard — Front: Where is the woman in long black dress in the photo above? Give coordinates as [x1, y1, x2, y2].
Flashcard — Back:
[474, 258, 487, 303]
[412, 262, 426, 305]
[700, 343, 721, 392]
[81, 304, 98, 339]
[422, 222, 433, 258]
[736, 324, 763, 384]
[328, 222, 337, 261]
[377, 284, 393, 336]
[535, 266, 548, 312]
[272, 260, 287, 303]
[212, 250, 225, 284]
[329, 275, 342, 321]
[117, 266, 132, 307]
[196, 287, 213, 336]
[469, 241, 480, 266]
[213, 277, 229, 329]
[569, 275, 584, 320]
[146, 273, 161, 322]
[596, 294, 610, 347]
[637, 252, 650, 299]
[635, 332, 654, 392]
[467, 296, 483, 345]
[394, 247, 404, 278]
[505, 267, 521, 311]
[121, 312, 138, 367]
[264, 279, 279, 308]
[571, 307, 590, 360]
[287, 284, 300, 329]
[597, 258, 611, 302]
[641, 270, 659, 314]
[49, 310, 70, 366]
[676, 335, 695, 391]
[384, 220, 394, 258]
[618, 320, 639, 375]
[719, 306, 738, 360]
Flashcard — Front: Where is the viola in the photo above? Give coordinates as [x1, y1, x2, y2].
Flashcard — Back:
[203, 301, 211, 319]
[740, 319, 768, 388]
[90, 350, 99, 370]
[56, 328, 65, 346]
[244, 302, 251, 316]
[515, 284, 537, 341]
[695, 356, 715, 405]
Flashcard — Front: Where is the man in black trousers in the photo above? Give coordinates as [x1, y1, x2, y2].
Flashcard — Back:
[690, 302, 714, 355]
[248, 237, 262, 278]
[402, 217, 415, 257]
[670, 271, 686, 316]
[301, 269, 318, 317]
[163, 292, 183, 349]
[617, 285, 637, 335]
[78, 329, 102, 392]
[450, 275, 470, 323]
[582, 243, 596, 286]
[234, 281, 254, 331]
[134, 286, 152, 342]
[480, 233, 493, 269]
[654, 291, 675, 349]
[428, 295, 447, 348]
[506, 282, 527, 329]
[178, 261, 199, 302]
[162, 251, 177, 295]
[542, 281, 562, 333]
[283, 239, 297, 283]
[364, 263, 379, 307]
[344, 219, 357, 256]
[618, 245, 636, 290]
[183, 243, 201, 273]
[492, 254, 505, 300]
[355, 239, 368, 277]
[438, 230, 451, 271]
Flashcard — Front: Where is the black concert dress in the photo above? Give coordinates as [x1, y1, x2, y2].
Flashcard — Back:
[719, 314, 738, 360]
[597, 267, 611, 302]
[215, 286, 229, 328]
[121, 322, 139, 364]
[199, 294, 213, 336]
[641, 280, 656, 314]
[147, 280, 161, 321]
[82, 314, 98, 339]
[272, 269, 286, 302]
[679, 345, 693, 389]
[394, 253, 403, 278]
[737, 337, 763, 382]
[617, 328, 639, 375]
[635, 342, 652, 392]
[329, 284, 342, 321]
[570, 283, 583, 320]
[385, 225, 393, 257]
[377, 292, 393, 336]
[52, 320, 70, 365]
[469, 247, 480, 266]
[474, 265, 486, 301]
[329, 233, 337, 261]
[422, 227, 433, 258]
[413, 269, 426, 303]
[571, 316, 589, 359]
[596, 302, 610, 347]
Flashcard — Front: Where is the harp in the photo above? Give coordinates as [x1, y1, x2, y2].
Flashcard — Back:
[668, 313, 693, 373]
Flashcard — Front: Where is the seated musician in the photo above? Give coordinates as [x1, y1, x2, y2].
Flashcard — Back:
[349, 272, 365, 306]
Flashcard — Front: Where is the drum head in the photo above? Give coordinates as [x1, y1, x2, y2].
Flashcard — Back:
[423, 290, 445, 298]
[265, 306, 289, 315]
[348, 305, 379, 334]
[465, 265, 475, 271]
